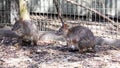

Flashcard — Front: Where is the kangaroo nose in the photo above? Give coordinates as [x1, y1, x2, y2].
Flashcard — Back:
[11, 28, 14, 30]
[11, 27, 14, 30]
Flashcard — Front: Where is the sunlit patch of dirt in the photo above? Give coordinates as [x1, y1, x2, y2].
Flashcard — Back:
[0, 37, 120, 68]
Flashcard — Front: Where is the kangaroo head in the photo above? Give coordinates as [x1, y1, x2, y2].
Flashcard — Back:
[12, 19, 25, 36]
[12, 18, 24, 30]
[56, 23, 70, 35]
[12, 20, 22, 31]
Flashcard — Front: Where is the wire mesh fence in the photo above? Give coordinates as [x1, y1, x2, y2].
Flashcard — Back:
[0, 0, 120, 39]
[0, 0, 10, 24]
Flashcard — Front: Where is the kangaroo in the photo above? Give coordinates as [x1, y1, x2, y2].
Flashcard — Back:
[12, 19, 39, 45]
[53, 0, 120, 53]
[56, 24, 96, 53]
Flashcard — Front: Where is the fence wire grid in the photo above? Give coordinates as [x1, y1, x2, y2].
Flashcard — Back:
[0, 0, 120, 39]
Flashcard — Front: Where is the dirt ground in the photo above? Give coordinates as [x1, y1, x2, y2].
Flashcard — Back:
[0, 17, 120, 68]
[0, 37, 120, 68]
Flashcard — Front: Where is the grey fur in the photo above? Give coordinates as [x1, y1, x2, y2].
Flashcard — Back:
[12, 20, 39, 45]
[95, 37, 120, 46]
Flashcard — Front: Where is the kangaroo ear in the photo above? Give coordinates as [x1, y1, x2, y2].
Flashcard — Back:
[15, 17, 23, 23]
[63, 24, 69, 29]
[15, 17, 19, 22]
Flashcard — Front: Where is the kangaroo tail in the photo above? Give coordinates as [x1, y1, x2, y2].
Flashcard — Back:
[95, 36, 120, 46]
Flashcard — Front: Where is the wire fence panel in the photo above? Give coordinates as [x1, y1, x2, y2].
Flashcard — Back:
[28, 0, 120, 39]
[0, 0, 120, 39]
[0, 0, 10, 24]
[0, 0, 19, 25]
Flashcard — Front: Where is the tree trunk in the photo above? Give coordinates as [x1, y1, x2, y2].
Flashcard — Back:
[19, 0, 30, 20]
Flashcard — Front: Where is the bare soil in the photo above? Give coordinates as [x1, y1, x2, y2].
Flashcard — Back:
[0, 16, 120, 68]
[0, 37, 120, 68]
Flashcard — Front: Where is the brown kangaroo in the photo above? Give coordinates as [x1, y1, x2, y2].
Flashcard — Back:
[57, 24, 96, 53]
[12, 19, 39, 45]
